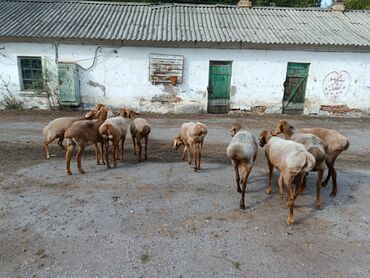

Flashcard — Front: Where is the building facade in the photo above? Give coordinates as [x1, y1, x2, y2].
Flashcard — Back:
[0, 0, 369, 114]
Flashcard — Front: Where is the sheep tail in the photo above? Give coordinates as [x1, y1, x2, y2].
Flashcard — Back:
[302, 152, 316, 173]
[143, 125, 151, 136]
[99, 124, 112, 139]
[343, 138, 350, 151]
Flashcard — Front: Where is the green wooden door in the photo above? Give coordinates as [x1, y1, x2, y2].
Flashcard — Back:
[58, 63, 80, 106]
[282, 62, 310, 114]
[207, 61, 232, 114]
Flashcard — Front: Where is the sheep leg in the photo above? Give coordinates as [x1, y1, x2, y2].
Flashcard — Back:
[316, 168, 324, 208]
[104, 140, 110, 169]
[94, 143, 101, 165]
[191, 144, 197, 171]
[144, 135, 148, 160]
[240, 165, 251, 210]
[182, 146, 187, 161]
[233, 161, 242, 193]
[120, 137, 125, 161]
[278, 174, 284, 199]
[321, 161, 331, 187]
[329, 165, 338, 197]
[283, 174, 295, 225]
[112, 141, 118, 167]
[265, 160, 274, 194]
[57, 136, 67, 151]
[197, 143, 202, 170]
[76, 145, 86, 174]
[294, 173, 304, 200]
[65, 140, 75, 175]
[132, 135, 137, 155]
[43, 135, 57, 158]
[187, 144, 192, 165]
[137, 139, 142, 162]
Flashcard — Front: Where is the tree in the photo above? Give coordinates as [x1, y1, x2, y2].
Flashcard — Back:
[344, 0, 370, 10]
[253, 0, 321, 7]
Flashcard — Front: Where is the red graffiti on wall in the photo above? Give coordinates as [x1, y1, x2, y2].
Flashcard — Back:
[322, 71, 351, 103]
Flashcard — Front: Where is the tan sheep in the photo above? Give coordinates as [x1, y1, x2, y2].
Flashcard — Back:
[227, 124, 258, 210]
[64, 106, 108, 175]
[259, 130, 315, 225]
[98, 108, 130, 168]
[130, 118, 151, 162]
[42, 110, 96, 159]
[272, 120, 326, 208]
[298, 127, 350, 197]
[173, 122, 208, 172]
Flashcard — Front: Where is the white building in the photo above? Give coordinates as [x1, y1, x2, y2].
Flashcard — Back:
[0, 0, 369, 114]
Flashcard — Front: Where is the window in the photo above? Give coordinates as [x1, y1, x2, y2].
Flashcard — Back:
[18, 57, 43, 90]
[149, 54, 184, 85]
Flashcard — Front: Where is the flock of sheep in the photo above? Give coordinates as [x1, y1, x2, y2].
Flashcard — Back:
[43, 104, 350, 225]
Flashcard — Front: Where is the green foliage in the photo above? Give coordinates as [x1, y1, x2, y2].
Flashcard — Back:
[0, 79, 23, 110]
[253, 0, 321, 6]
[345, 0, 370, 10]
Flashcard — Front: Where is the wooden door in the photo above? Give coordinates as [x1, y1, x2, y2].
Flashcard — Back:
[207, 61, 232, 114]
[58, 63, 80, 106]
[282, 62, 310, 114]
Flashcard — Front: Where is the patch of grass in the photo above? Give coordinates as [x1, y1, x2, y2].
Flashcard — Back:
[231, 260, 241, 270]
[140, 253, 150, 263]
[196, 187, 206, 192]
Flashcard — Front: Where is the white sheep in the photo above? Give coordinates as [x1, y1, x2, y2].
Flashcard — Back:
[226, 124, 258, 210]
[259, 130, 315, 225]
[272, 120, 326, 208]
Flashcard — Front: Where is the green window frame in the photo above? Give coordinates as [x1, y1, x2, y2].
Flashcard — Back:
[18, 56, 44, 91]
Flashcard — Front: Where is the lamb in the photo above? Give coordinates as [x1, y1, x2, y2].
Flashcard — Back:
[42, 110, 96, 159]
[130, 118, 151, 162]
[227, 124, 258, 210]
[298, 127, 350, 197]
[98, 108, 130, 168]
[259, 130, 315, 225]
[272, 120, 326, 208]
[64, 106, 108, 175]
[173, 122, 208, 172]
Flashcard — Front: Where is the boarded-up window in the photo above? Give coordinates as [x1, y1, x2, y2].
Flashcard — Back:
[149, 54, 184, 84]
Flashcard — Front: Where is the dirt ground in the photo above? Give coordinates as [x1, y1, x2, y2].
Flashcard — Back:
[0, 110, 370, 278]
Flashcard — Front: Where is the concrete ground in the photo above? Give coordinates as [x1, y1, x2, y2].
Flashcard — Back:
[0, 110, 369, 278]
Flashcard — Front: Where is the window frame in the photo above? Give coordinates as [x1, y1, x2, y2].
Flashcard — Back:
[18, 56, 44, 91]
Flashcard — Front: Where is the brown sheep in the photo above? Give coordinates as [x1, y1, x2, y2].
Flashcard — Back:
[298, 127, 350, 197]
[64, 106, 108, 175]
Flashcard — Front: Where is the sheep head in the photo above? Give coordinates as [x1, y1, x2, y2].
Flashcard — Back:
[258, 130, 272, 147]
[230, 124, 242, 137]
[118, 108, 140, 119]
[173, 136, 184, 150]
[272, 120, 294, 138]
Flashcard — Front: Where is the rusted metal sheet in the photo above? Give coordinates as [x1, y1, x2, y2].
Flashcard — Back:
[149, 54, 184, 84]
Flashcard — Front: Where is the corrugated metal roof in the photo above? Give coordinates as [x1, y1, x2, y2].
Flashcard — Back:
[0, 0, 370, 48]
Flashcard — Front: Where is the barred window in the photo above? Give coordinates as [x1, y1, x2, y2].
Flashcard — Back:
[18, 57, 43, 90]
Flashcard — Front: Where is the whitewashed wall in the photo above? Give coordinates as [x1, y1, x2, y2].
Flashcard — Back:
[0, 42, 369, 114]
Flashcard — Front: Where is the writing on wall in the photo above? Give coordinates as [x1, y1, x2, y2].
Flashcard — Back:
[322, 71, 351, 103]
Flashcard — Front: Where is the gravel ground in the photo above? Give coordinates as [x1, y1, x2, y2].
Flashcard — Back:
[0, 110, 369, 278]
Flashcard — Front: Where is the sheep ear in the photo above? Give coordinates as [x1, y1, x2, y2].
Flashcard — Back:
[130, 110, 139, 118]
[84, 111, 93, 118]
[290, 125, 294, 130]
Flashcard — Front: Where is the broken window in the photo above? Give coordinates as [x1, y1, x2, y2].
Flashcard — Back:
[149, 54, 183, 85]
[18, 57, 43, 90]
